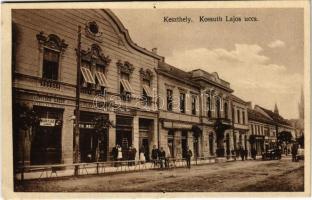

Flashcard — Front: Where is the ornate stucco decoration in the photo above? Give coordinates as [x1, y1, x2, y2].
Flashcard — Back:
[85, 21, 103, 43]
[36, 31, 68, 52]
[116, 60, 134, 75]
[81, 44, 111, 67]
[139, 68, 154, 81]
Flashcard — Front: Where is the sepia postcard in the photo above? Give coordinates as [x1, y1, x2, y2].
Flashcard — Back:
[1, 1, 311, 199]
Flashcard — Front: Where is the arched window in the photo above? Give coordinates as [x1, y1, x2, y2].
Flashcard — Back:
[224, 102, 228, 119]
[207, 96, 211, 118]
[216, 97, 221, 118]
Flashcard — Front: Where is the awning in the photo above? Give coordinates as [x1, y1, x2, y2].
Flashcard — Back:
[120, 79, 133, 93]
[81, 67, 95, 84]
[142, 85, 153, 97]
[95, 71, 108, 87]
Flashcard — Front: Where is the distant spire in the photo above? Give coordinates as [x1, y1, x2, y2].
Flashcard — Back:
[298, 86, 304, 119]
[274, 103, 279, 115]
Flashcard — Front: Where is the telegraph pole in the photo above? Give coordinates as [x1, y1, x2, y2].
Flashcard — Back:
[74, 25, 82, 176]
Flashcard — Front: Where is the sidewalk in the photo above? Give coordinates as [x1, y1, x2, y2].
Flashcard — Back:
[16, 158, 217, 181]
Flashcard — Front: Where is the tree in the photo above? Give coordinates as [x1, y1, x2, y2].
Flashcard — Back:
[92, 115, 115, 161]
[13, 103, 39, 180]
[277, 131, 293, 145]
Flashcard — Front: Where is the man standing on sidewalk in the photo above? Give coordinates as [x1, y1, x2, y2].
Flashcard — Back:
[186, 146, 193, 169]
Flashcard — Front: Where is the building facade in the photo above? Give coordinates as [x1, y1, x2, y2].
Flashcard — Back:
[12, 9, 296, 167]
[12, 9, 163, 165]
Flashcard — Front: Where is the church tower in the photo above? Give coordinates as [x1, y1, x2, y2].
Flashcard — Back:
[274, 103, 279, 115]
[298, 86, 304, 119]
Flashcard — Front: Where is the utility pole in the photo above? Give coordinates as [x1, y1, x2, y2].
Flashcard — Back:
[74, 26, 81, 176]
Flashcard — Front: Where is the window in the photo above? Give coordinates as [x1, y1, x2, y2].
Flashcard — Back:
[242, 111, 245, 124]
[192, 95, 196, 115]
[167, 89, 173, 111]
[207, 96, 211, 118]
[232, 107, 235, 122]
[237, 110, 240, 124]
[120, 72, 132, 101]
[224, 102, 228, 119]
[180, 93, 185, 113]
[142, 79, 152, 106]
[216, 97, 221, 118]
[42, 48, 60, 80]
[251, 124, 254, 134]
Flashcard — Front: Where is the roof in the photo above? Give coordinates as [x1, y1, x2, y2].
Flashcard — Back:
[230, 94, 248, 105]
[256, 105, 292, 126]
[102, 9, 164, 61]
[157, 62, 199, 87]
[248, 108, 275, 125]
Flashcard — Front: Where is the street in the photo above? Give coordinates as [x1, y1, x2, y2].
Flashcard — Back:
[15, 158, 304, 192]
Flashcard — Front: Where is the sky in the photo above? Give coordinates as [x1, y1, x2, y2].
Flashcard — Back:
[112, 8, 304, 119]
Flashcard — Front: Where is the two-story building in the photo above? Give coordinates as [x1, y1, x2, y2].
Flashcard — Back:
[12, 9, 163, 166]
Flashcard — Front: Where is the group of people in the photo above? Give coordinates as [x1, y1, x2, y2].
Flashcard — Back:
[111, 144, 150, 166]
[230, 147, 248, 161]
[151, 145, 193, 169]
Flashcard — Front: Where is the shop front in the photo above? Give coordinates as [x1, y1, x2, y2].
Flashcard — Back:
[31, 106, 63, 165]
[139, 118, 154, 161]
[79, 111, 109, 163]
[116, 115, 133, 159]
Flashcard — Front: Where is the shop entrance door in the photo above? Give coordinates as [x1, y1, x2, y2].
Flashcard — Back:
[181, 131, 188, 158]
[168, 130, 174, 158]
[31, 106, 63, 165]
[80, 129, 98, 163]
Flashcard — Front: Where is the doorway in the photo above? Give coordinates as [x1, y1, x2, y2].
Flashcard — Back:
[181, 131, 188, 158]
[168, 130, 174, 158]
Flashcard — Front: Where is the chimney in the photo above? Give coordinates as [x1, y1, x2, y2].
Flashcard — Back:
[152, 48, 157, 54]
[246, 101, 252, 109]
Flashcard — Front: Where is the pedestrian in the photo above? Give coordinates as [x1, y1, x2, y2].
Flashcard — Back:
[139, 146, 146, 164]
[239, 146, 245, 161]
[186, 146, 193, 169]
[131, 145, 137, 166]
[165, 145, 171, 168]
[127, 146, 132, 166]
[151, 145, 159, 167]
[117, 144, 123, 166]
[244, 149, 248, 160]
[159, 147, 166, 169]
[291, 143, 298, 162]
[112, 145, 118, 166]
[251, 147, 256, 160]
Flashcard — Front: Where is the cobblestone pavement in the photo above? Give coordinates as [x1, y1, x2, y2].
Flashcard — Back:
[15, 158, 304, 192]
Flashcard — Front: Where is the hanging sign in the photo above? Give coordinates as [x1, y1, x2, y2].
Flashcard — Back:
[40, 118, 56, 127]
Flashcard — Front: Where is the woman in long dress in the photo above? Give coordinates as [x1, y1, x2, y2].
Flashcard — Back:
[139, 146, 146, 164]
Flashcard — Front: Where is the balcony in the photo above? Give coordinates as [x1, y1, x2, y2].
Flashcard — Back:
[40, 78, 60, 89]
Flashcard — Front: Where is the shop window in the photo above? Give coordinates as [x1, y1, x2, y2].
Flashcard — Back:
[168, 130, 174, 158]
[181, 131, 188, 158]
[31, 107, 63, 165]
[180, 93, 185, 113]
[191, 95, 196, 115]
[167, 89, 173, 111]
[207, 96, 211, 118]
[42, 48, 60, 80]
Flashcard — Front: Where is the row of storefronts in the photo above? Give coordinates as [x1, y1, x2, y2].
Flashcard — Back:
[12, 9, 294, 166]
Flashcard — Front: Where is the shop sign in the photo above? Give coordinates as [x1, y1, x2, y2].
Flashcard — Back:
[172, 122, 192, 129]
[40, 118, 56, 127]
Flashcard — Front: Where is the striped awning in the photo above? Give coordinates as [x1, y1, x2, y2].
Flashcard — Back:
[95, 71, 108, 87]
[120, 79, 133, 93]
[81, 67, 95, 84]
[142, 85, 153, 97]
